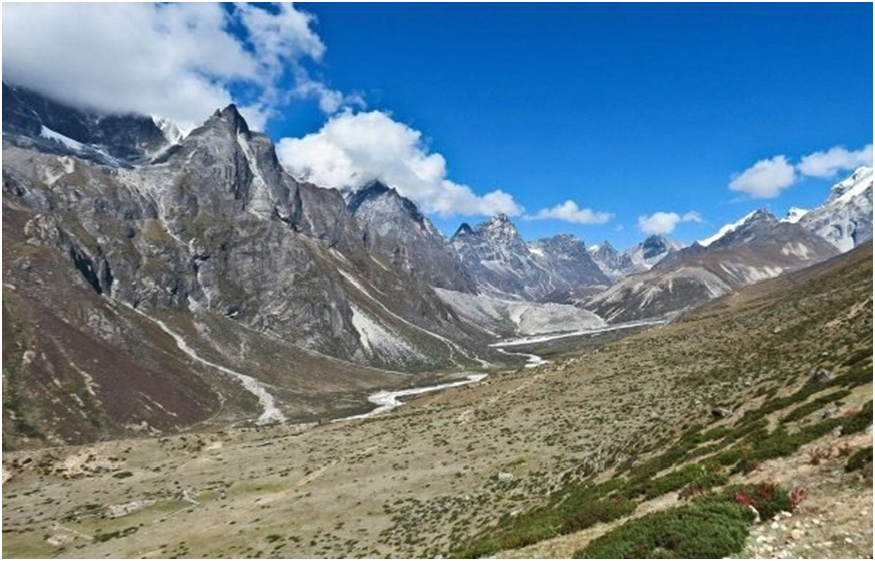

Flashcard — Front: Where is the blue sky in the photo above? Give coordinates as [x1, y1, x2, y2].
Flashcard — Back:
[5, 3, 872, 249]
[273, 3, 873, 247]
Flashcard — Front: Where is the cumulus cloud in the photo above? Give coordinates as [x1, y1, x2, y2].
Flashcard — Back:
[797, 144, 873, 179]
[638, 211, 702, 235]
[2, 2, 355, 131]
[728, 155, 796, 199]
[277, 110, 523, 218]
[728, 144, 872, 199]
[523, 201, 612, 224]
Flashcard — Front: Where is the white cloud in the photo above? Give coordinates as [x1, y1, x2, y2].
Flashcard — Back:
[728, 155, 796, 199]
[2, 3, 355, 132]
[523, 200, 612, 224]
[276, 110, 523, 218]
[797, 144, 873, 179]
[637, 211, 702, 235]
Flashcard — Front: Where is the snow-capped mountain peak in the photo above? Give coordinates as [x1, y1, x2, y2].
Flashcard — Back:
[798, 166, 873, 252]
[827, 166, 873, 205]
[782, 207, 810, 223]
[698, 210, 761, 247]
[151, 115, 186, 145]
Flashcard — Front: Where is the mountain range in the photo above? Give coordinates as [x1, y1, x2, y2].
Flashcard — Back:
[2, 83, 872, 446]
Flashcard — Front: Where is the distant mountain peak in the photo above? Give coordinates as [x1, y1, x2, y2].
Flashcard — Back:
[799, 166, 873, 252]
[748, 208, 776, 222]
[827, 166, 873, 204]
[347, 181, 427, 227]
[207, 103, 250, 136]
[637, 235, 682, 263]
[453, 223, 474, 239]
[2, 82, 170, 165]
[478, 213, 520, 238]
[782, 207, 810, 224]
[151, 115, 185, 145]
[698, 209, 773, 248]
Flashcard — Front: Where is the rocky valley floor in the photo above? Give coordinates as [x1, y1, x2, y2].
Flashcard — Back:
[2, 244, 873, 559]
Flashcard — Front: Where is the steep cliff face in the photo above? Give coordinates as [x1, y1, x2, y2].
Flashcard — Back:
[347, 182, 477, 292]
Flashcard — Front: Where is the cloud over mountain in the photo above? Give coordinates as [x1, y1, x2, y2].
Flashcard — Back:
[523, 200, 612, 224]
[2, 3, 354, 131]
[729, 155, 796, 199]
[729, 144, 873, 199]
[276, 110, 523, 218]
[798, 144, 873, 179]
[638, 211, 702, 235]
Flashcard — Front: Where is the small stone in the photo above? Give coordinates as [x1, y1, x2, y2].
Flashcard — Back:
[844, 537, 853, 544]
[811, 368, 832, 383]
[711, 407, 732, 419]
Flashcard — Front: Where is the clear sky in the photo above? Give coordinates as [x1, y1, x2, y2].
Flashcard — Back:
[4, 3, 872, 249]
[275, 3, 873, 247]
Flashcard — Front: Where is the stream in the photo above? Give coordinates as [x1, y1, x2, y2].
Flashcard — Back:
[339, 373, 489, 421]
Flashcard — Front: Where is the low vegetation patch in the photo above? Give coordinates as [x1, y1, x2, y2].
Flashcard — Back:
[574, 483, 791, 559]
[574, 498, 755, 559]
[840, 400, 873, 436]
[452, 480, 635, 558]
[845, 446, 873, 473]
[624, 462, 728, 501]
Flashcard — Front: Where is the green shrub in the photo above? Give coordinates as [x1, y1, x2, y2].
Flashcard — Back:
[454, 481, 637, 558]
[734, 419, 843, 473]
[716, 483, 792, 520]
[559, 497, 636, 534]
[845, 446, 873, 473]
[841, 347, 872, 368]
[840, 401, 873, 436]
[574, 499, 754, 559]
[780, 389, 851, 424]
[625, 463, 728, 501]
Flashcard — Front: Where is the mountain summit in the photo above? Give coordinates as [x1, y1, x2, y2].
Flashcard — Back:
[798, 166, 873, 252]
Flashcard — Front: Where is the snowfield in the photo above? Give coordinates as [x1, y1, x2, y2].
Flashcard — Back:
[491, 318, 667, 347]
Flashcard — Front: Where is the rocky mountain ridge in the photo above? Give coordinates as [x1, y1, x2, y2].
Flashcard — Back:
[450, 214, 609, 301]
[2, 82, 175, 165]
[587, 210, 840, 322]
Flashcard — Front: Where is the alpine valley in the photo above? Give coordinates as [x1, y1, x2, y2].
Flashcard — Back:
[2, 83, 873, 559]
